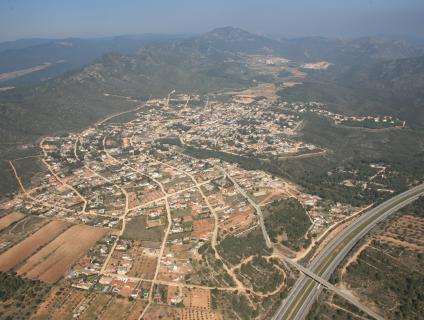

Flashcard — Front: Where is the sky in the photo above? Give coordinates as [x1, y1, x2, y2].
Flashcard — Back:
[1, 0, 424, 41]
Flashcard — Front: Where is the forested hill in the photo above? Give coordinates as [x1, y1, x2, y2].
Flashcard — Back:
[0, 41, 252, 144]
[280, 54, 424, 129]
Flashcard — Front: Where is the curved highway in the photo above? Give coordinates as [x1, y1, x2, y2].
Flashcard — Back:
[273, 183, 424, 320]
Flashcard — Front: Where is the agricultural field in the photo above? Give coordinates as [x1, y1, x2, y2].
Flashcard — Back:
[127, 246, 158, 280]
[32, 286, 147, 320]
[0, 220, 72, 272]
[0, 212, 26, 231]
[182, 287, 211, 309]
[179, 307, 223, 320]
[188, 243, 236, 287]
[78, 293, 113, 320]
[15, 224, 107, 283]
[0, 215, 48, 252]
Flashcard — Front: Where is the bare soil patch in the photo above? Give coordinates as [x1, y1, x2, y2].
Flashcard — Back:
[0, 220, 71, 271]
[179, 307, 223, 320]
[0, 211, 26, 231]
[101, 297, 134, 320]
[126, 300, 149, 320]
[182, 287, 211, 309]
[128, 250, 157, 280]
[17, 224, 107, 282]
[381, 215, 424, 249]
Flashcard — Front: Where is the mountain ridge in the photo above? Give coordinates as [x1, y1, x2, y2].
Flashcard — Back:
[280, 53, 424, 128]
[2, 27, 423, 87]
[2, 26, 424, 145]
[0, 34, 188, 85]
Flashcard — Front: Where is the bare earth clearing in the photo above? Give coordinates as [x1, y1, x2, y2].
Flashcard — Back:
[0, 219, 71, 271]
[17, 224, 107, 282]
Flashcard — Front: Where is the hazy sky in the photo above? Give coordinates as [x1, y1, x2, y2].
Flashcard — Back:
[1, 0, 424, 41]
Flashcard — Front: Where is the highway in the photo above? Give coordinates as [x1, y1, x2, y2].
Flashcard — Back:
[273, 183, 424, 320]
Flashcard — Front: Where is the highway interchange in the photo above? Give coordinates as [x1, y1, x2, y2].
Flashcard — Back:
[272, 183, 424, 320]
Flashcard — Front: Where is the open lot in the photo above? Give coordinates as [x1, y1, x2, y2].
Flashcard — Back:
[143, 304, 180, 320]
[128, 250, 157, 279]
[193, 218, 214, 240]
[126, 300, 149, 320]
[182, 287, 211, 309]
[101, 296, 134, 320]
[123, 215, 165, 244]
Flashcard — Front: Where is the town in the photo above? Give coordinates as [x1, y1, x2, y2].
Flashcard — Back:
[0, 91, 409, 319]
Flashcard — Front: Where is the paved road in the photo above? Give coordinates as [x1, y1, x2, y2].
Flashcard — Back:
[275, 253, 384, 320]
[221, 168, 273, 248]
[273, 183, 424, 320]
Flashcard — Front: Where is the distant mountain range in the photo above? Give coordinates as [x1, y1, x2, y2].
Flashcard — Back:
[1, 26, 424, 143]
[0, 34, 188, 85]
[278, 35, 424, 63]
[1, 27, 423, 86]
[183, 27, 424, 61]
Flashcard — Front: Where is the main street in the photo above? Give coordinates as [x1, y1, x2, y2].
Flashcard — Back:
[273, 183, 424, 320]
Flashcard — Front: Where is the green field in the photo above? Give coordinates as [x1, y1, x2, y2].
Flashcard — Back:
[122, 215, 165, 243]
